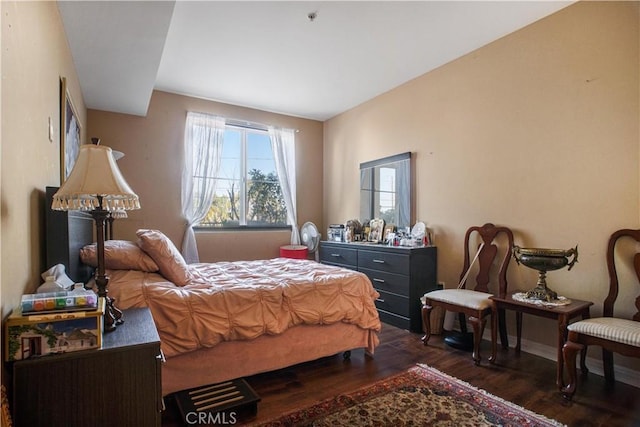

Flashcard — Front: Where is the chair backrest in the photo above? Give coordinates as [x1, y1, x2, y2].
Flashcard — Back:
[605, 229, 640, 320]
[459, 223, 514, 298]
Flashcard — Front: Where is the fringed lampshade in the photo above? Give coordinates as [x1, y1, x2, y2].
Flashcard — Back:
[52, 145, 139, 212]
[51, 143, 139, 332]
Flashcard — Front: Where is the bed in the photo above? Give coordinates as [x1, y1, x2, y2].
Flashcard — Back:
[45, 195, 382, 396]
[103, 254, 381, 396]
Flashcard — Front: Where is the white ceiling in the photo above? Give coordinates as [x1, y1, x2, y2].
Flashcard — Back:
[58, 1, 573, 121]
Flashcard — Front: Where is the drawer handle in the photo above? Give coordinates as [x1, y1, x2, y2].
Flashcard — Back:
[373, 278, 385, 283]
[376, 298, 385, 303]
[331, 253, 341, 257]
[372, 259, 385, 264]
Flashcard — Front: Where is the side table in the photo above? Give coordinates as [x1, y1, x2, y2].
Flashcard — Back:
[10, 307, 163, 427]
[490, 293, 592, 389]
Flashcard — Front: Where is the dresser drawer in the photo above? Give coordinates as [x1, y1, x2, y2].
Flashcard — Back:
[319, 244, 358, 268]
[360, 268, 410, 297]
[358, 250, 409, 275]
[374, 289, 410, 317]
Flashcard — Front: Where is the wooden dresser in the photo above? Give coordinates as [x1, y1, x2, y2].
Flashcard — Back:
[10, 308, 163, 427]
[319, 241, 437, 333]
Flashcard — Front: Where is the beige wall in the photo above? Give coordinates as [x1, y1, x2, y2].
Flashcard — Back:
[325, 1, 639, 369]
[1, 1, 86, 317]
[88, 91, 324, 262]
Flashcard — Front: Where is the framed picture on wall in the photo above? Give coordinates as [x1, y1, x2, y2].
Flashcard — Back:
[60, 77, 82, 184]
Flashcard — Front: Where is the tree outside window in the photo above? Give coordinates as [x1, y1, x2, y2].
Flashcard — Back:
[197, 125, 287, 228]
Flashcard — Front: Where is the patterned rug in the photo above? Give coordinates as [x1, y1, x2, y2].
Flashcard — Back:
[250, 364, 564, 426]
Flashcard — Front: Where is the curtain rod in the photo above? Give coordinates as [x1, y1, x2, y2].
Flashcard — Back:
[190, 111, 299, 133]
[226, 119, 267, 131]
[226, 118, 299, 133]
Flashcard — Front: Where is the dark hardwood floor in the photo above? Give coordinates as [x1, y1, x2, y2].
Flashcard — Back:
[162, 323, 640, 426]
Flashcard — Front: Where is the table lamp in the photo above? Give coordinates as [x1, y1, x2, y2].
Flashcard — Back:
[51, 142, 140, 331]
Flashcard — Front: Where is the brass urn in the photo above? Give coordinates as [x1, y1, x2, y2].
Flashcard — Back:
[513, 245, 578, 302]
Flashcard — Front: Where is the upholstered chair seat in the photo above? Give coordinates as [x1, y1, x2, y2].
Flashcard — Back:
[567, 318, 640, 347]
[426, 289, 494, 311]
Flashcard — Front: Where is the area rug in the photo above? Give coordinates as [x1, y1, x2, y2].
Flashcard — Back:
[250, 364, 564, 426]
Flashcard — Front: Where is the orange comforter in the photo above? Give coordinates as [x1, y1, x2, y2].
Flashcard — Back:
[106, 258, 381, 358]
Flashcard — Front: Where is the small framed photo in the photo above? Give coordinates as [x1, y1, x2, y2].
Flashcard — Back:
[60, 77, 82, 183]
[368, 218, 385, 243]
[363, 226, 371, 242]
[383, 224, 396, 242]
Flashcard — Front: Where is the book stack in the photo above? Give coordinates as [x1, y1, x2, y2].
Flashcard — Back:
[5, 292, 104, 361]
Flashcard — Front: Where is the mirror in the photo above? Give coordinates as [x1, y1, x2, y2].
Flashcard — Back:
[360, 152, 412, 230]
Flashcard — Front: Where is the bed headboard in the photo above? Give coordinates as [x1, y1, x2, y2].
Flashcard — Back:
[45, 186, 95, 284]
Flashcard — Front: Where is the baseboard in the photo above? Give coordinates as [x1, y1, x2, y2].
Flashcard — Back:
[449, 315, 640, 388]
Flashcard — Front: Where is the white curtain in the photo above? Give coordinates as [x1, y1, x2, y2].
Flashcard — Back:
[268, 126, 300, 245]
[181, 112, 225, 263]
[396, 157, 411, 229]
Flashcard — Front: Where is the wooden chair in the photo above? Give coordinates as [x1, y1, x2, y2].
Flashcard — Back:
[422, 223, 514, 365]
[561, 228, 640, 401]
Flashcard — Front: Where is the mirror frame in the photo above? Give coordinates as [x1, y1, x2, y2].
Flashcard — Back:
[360, 152, 414, 231]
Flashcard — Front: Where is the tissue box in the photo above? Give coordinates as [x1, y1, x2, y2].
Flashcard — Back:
[5, 298, 105, 361]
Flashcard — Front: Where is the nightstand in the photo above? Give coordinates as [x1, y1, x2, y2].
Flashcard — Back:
[10, 307, 162, 427]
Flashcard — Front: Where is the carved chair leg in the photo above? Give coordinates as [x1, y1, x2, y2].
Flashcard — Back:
[458, 312, 468, 334]
[469, 315, 486, 366]
[602, 348, 615, 383]
[561, 340, 583, 401]
[421, 304, 433, 345]
[579, 345, 589, 375]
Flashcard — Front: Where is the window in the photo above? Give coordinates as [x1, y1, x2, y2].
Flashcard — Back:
[196, 124, 287, 228]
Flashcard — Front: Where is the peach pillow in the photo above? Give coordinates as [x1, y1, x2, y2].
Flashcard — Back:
[136, 229, 192, 286]
[80, 240, 159, 272]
